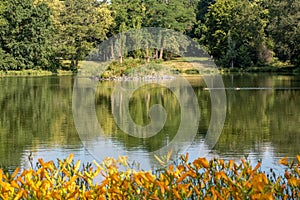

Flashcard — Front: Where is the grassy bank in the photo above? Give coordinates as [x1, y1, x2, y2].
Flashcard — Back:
[81, 58, 220, 79]
[0, 153, 299, 199]
[0, 69, 74, 77]
[95, 58, 299, 78]
[165, 58, 299, 75]
[220, 66, 300, 74]
[0, 59, 298, 78]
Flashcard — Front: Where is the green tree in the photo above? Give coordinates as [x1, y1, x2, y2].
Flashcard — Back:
[192, 0, 215, 41]
[107, 0, 195, 62]
[0, 0, 55, 70]
[146, 0, 195, 32]
[196, 0, 215, 23]
[145, 0, 196, 59]
[110, 0, 145, 32]
[52, 0, 113, 70]
[0, 1, 12, 70]
[266, 0, 300, 66]
[203, 0, 270, 68]
[109, 0, 146, 62]
[0, 1, 6, 27]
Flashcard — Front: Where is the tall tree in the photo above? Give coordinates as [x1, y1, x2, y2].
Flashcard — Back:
[0, 1, 6, 27]
[145, 0, 196, 59]
[203, 0, 270, 68]
[110, 0, 145, 32]
[192, 0, 215, 41]
[196, 0, 215, 23]
[147, 0, 195, 32]
[0, 1, 10, 69]
[108, 0, 195, 61]
[109, 0, 147, 62]
[0, 0, 55, 70]
[266, 0, 300, 66]
[50, 0, 113, 69]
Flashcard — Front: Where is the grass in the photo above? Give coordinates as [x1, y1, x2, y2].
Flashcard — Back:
[1, 58, 298, 78]
[90, 57, 220, 78]
[0, 69, 74, 77]
[220, 65, 300, 75]
[0, 69, 53, 76]
[163, 57, 219, 75]
[219, 59, 299, 74]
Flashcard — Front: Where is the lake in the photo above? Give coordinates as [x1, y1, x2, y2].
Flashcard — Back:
[0, 74, 299, 172]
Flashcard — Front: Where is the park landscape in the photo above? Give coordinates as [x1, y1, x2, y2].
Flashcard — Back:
[0, 0, 300, 199]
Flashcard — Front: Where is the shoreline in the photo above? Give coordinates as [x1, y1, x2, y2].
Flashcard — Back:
[0, 64, 298, 78]
[0, 69, 74, 77]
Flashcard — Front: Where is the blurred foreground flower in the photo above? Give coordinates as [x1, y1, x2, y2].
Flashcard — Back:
[0, 153, 299, 199]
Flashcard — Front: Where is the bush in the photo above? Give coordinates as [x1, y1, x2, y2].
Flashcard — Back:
[0, 154, 299, 199]
[185, 69, 200, 74]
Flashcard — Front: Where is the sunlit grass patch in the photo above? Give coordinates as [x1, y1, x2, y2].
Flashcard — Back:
[0, 69, 53, 76]
[0, 69, 75, 77]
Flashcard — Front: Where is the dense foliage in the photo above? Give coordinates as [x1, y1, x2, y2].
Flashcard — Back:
[0, 154, 300, 199]
[0, 0, 299, 70]
[0, 0, 54, 71]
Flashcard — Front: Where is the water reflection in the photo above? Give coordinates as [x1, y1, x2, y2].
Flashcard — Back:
[0, 77, 81, 170]
[0, 75, 299, 171]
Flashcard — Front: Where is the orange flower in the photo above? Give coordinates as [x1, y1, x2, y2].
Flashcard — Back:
[288, 178, 298, 187]
[279, 157, 288, 166]
[297, 155, 300, 165]
[193, 157, 210, 169]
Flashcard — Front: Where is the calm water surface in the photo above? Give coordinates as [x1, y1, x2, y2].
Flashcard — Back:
[0, 74, 299, 172]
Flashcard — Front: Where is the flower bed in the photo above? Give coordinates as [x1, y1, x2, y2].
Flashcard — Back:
[0, 154, 299, 199]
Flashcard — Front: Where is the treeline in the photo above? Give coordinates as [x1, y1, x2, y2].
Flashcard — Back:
[0, 0, 299, 71]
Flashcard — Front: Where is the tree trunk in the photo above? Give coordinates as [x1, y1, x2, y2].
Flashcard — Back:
[146, 42, 150, 63]
[159, 48, 164, 59]
[118, 38, 123, 64]
[146, 93, 150, 115]
[119, 55, 123, 64]
[231, 60, 234, 69]
[103, 52, 106, 61]
[159, 36, 164, 59]
[71, 57, 76, 70]
[70, 58, 77, 72]
[110, 41, 115, 60]
[71, 58, 75, 68]
[155, 48, 158, 59]
[75, 58, 79, 67]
